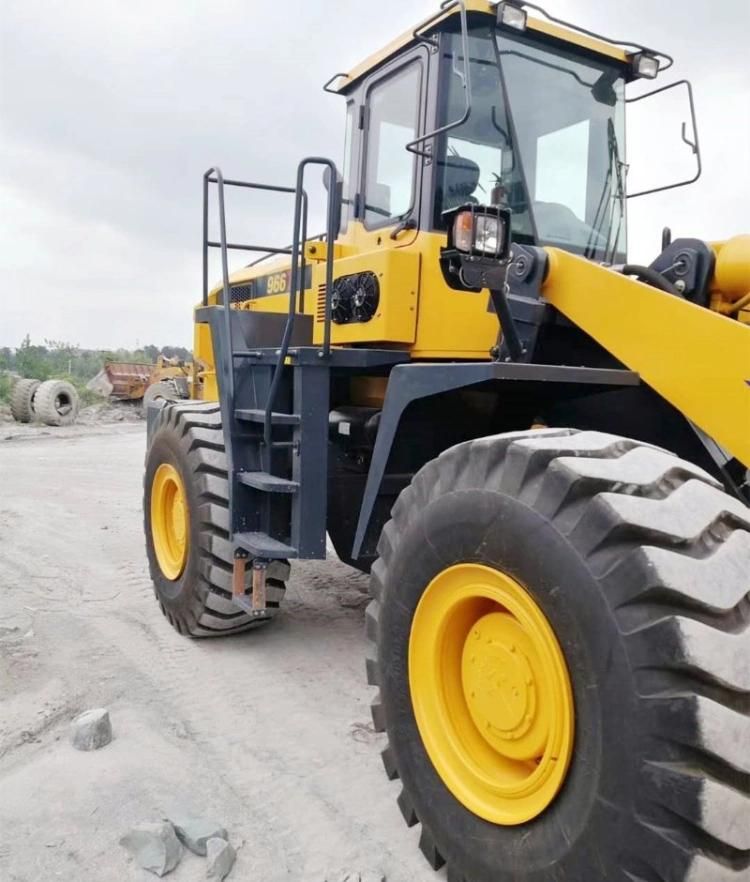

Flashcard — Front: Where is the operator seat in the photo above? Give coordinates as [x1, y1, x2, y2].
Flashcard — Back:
[441, 157, 481, 211]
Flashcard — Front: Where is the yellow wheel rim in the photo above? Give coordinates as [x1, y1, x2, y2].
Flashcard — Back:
[409, 563, 574, 825]
[150, 463, 189, 580]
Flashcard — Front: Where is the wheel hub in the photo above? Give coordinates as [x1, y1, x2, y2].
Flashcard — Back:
[151, 463, 189, 580]
[409, 563, 574, 825]
[462, 613, 548, 760]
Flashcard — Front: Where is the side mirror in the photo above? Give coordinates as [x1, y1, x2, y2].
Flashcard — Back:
[626, 79, 701, 199]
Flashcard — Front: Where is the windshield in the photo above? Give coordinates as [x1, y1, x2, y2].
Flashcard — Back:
[434, 25, 627, 263]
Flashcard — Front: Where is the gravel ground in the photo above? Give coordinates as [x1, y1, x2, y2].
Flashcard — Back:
[0, 399, 143, 441]
[0, 423, 438, 882]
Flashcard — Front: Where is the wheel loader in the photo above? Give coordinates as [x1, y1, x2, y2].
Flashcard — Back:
[143, 2, 750, 879]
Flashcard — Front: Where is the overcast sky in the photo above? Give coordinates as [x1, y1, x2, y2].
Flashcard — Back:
[1, 0, 748, 350]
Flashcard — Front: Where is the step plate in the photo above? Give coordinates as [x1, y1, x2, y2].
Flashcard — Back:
[237, 471, 299, 494]
[231, 593, 272, 619]
[234, 408, 301, 426]
[234, 531, 298, 559]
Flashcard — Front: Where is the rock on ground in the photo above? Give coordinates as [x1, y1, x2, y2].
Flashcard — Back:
[205, 836, 236, 880]
[70, 708, 112, 751]
[120, 821, 183, 877]
[171, 816, 228, 856]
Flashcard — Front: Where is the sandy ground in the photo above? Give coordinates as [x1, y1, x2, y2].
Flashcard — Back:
[0, 423, 439, 882]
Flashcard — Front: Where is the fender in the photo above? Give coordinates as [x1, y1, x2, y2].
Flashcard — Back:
[351, 361, 639, 559]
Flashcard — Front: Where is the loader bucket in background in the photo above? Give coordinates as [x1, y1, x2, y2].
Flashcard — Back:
[88, 362, 153, 401]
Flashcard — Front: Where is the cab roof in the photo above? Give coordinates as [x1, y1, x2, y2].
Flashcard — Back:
[329, 0, 630, 94]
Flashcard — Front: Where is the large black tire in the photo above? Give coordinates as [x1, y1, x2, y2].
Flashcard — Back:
[10, 378, 40, 423]
[367, 429, 750, 882]
[144, 401, 287, 636]
[142, 380, 181, 413]
[34, 379, 80, 426]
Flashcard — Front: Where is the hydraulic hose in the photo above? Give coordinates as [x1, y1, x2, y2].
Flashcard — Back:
[621, 264, 681, 296]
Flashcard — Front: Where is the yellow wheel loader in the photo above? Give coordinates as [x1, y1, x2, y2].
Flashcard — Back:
[143, 2, 750, 879]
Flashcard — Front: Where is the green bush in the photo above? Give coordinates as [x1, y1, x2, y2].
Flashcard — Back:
[0, 374, 12, 404]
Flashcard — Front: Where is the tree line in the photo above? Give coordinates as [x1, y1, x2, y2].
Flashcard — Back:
[0, 336, 191, 383]
[0, 336, 192, 403]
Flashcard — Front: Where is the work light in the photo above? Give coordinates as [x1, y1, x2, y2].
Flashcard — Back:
[631, 52, 660, 80]
[496, 1, 528, 31]
[451, 206, 511, 260]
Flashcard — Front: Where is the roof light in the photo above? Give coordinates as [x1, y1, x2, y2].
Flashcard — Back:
[496, 2, 528, 32]
[631, 52, 660, 80]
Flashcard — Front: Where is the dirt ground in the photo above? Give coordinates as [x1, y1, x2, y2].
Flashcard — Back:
[0, 422, 440, 882]
[0, 399, 144, 441]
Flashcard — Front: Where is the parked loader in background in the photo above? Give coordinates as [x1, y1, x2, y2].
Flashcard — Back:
[88, 355, 191, 408]
[143, 2, 750, 880]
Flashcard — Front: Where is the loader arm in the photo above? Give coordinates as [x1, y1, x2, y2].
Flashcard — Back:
[542, 247, 750, 467]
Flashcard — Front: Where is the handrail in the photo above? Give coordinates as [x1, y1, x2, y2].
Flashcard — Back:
[516, 1, 673, 73]
[405, 0, 472, 158]
[202, 175, 300, 306]
[262, 157, 341, 463]
[203, 167, 235, 405]
[625, 79, 702, 199]
[203, 171, 312, 426]
[323, 72, 349, 94]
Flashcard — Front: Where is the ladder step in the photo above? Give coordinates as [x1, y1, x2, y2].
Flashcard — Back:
[231, 593, 272, 618]
[237, 471, 299, 494]
[234, 532, 298, 559]
[235, 408, 301, 426]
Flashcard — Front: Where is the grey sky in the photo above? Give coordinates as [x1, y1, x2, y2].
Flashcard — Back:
[1, 0, 748, 349]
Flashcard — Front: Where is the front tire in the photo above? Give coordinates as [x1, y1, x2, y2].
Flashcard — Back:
[367, 429, 750, 882]
[144, 401, 287, 636]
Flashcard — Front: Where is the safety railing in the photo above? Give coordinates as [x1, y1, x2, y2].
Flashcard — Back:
[202, 159, 341, 466]
[262, 158, 341, 462]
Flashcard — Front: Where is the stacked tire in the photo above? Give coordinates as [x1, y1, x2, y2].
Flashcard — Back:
[9, 378, 80, 426]
[10, 378, 40, 422]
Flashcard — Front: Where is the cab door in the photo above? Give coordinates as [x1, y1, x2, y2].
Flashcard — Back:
[352, 46, 430, 250]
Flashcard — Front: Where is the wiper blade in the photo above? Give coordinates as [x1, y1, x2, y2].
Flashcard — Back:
[602, 119, 626, 263]
[584, 119, 625, 261]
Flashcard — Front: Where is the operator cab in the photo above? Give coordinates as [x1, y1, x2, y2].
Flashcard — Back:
[330, 1, 692, 268]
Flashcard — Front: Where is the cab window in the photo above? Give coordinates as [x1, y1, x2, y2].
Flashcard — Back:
[340, 102, 355, 232]
[363, 63, 421, 227]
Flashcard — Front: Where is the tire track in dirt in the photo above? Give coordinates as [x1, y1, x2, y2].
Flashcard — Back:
[0, 428, 435, 881]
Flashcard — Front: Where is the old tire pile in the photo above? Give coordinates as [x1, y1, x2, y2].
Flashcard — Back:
[33, 379, 80, 426]
[367, 428, 750, 882]
[144, 401, 287, 636]
[9, 378, 40, 423]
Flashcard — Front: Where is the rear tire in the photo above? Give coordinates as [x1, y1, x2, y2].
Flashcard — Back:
[34, 379, 80, 426]
[10, 378, 40, 423]
[144, 401, 287, 636]
[367, 429, 750, 882]
[143, 380, 180, 412]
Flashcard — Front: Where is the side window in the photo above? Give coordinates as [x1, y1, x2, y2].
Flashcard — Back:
[363, 64, 420, 227]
